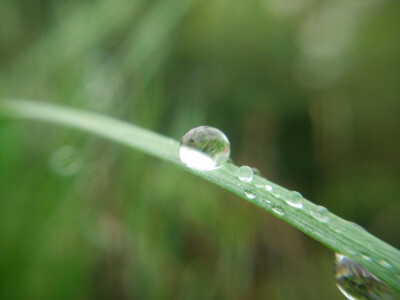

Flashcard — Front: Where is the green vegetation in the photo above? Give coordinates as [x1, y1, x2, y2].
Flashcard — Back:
[1, 99, 400, 294]
[1, 0, 400, 299]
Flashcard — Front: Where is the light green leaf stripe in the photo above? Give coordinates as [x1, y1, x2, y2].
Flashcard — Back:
[1, 99, 399, 292]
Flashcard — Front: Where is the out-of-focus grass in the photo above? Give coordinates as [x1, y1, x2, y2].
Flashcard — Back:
[1, 0, 400, 299]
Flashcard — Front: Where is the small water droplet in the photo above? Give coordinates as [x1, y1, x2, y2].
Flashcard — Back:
[272, 189, 284, 198]
[310, 205, 330, 222]
[49, 146, 84, 176]
[314, 231, 322, 239]
[254, 178, 274, 192]
[251, 167, 261, 176]
[379, 260, 394, 269]
[244, 187, 257, 200]
[271, 203, 285, 216]
[179, 126, 230, 171]
[285, 191, 304, 209]
[349, 249, 358, 256]
[361, 254, 373, 262]
[350, 222, 366, 231]
[335, 253, 397, 300]
[237, 166, 254, 182]
[333, 227, 342, 234]
[254, 177, 267, 188]
[264, 185, 273, 192]
[261, 203, 271, 210]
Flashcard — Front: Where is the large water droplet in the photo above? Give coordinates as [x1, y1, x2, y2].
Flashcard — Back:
[335, 253, 397, 300]
[49, 146, 84, 176]
[310, 205, 330, 222]
[179, 126, 230, 171]
[237, 166, 254, 182]
[285, 191, 304, 208]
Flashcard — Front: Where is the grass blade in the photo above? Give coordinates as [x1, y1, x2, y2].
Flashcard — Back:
[1, 99, 399, 292]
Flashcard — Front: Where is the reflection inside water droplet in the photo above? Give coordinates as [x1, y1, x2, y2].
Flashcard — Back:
[179, 126, 230, 171]
[334, 253, 397, 300]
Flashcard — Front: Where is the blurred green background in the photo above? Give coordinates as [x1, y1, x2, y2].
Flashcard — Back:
[1, 0, 400, 299]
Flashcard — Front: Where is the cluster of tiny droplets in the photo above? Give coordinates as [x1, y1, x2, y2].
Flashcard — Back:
[179, 127, 400, 298]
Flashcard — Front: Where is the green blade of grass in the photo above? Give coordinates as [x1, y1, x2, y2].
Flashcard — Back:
[1, 99, 399, 292]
